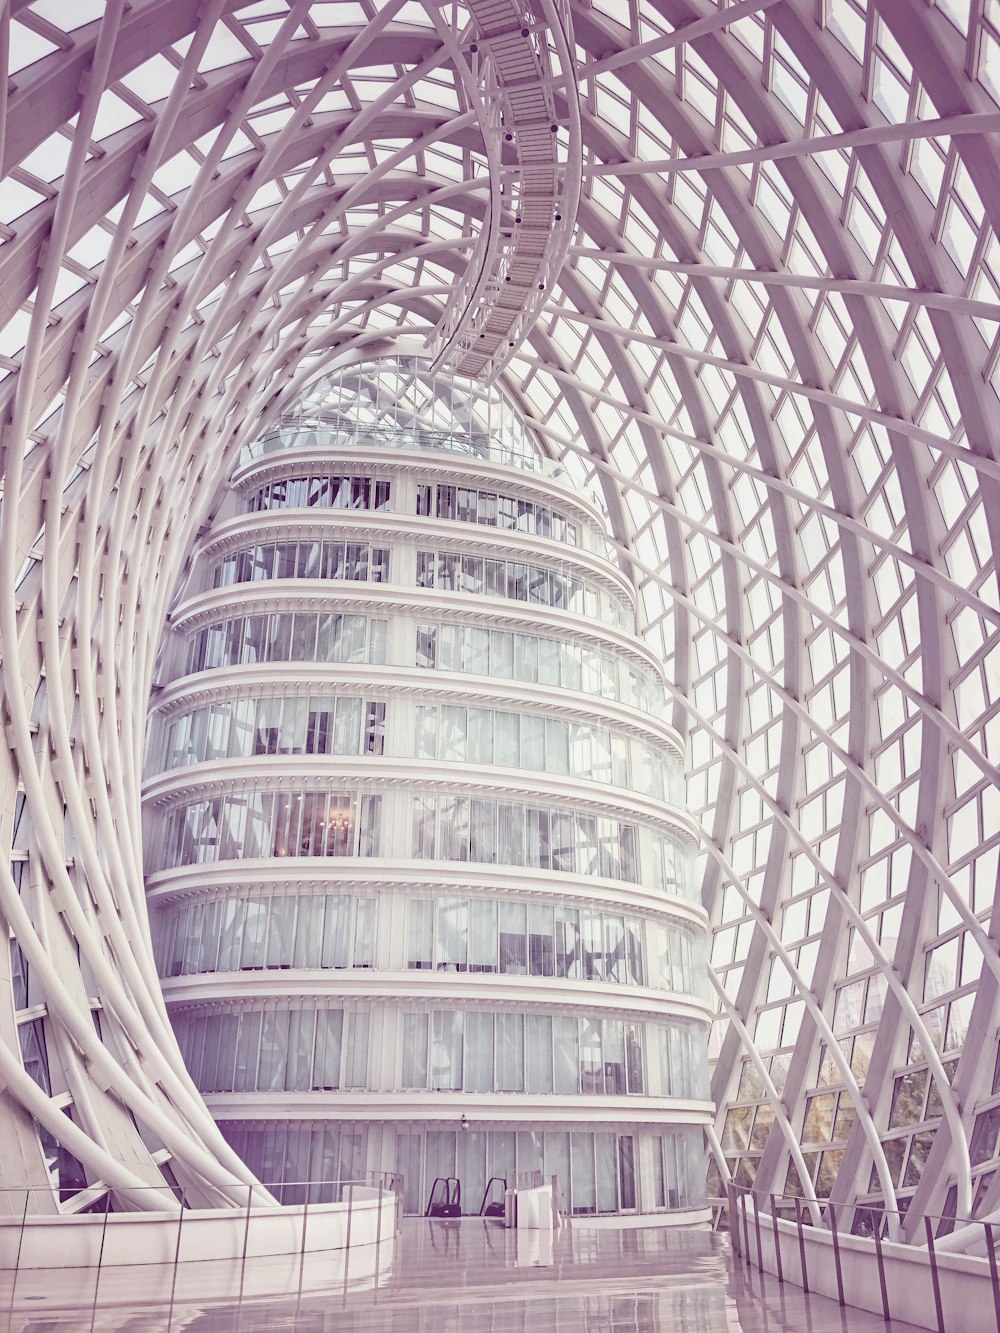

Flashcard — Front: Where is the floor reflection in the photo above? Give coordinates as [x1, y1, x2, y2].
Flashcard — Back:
[1, 1219, 924, 1333]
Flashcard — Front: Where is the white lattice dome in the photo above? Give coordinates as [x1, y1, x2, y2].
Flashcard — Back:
[1, 0, 999, 1238]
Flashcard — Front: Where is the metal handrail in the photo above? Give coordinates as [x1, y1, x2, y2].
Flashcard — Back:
[723, 1183, 1000, 1333]
[237, 424, 601, 500]
[425, 1175, 461, 1218]
[717, 1185, 1000, 1246]
[514, 1168, 544, 1189]
[0, 1173, 401, 1211]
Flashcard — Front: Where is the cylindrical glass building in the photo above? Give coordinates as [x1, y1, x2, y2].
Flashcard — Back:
[143, 363, 711, 1219]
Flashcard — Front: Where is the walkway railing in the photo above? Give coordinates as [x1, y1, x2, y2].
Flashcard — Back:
[0, 1172, 403, 1287]
[722, 1184, 1000, 1333]
[238, 424, 602, 501]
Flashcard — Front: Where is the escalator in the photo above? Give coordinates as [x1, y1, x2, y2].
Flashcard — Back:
[479, 1176, 506, 1218]
[425, 1176, 461, 1218]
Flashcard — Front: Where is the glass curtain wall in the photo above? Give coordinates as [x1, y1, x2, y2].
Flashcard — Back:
[146, 384, 710, 1218]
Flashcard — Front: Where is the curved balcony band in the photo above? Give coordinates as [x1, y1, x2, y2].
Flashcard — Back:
[236, 399, 599, 501]
[188, 510, 635, 627]
[236, 470, 592, 552]
[147, 685, 684, 803]
[229, 441, 609, 532]
[151, 887, 708, 997]
[166, 591, 668, 716]
[149, 666, 682, 750]
[207, 502, 628, 590]
[166, 998, 710, 1103]
[145, 862, 708, 934]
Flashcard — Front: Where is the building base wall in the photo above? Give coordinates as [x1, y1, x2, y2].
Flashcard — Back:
[217, 1117, 708, 1220]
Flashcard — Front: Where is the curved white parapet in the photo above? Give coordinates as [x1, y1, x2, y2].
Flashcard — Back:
[0, 1190, 398, 1312]
[736, 1199, 997, 1333]
[0, 1188, 395, 1272]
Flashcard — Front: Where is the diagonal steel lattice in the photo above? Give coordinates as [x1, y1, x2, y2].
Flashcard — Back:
[1, 0, 999, 1242]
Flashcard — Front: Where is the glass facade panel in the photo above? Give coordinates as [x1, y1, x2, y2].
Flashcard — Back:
[417, 551, 628, 628]
[248, 475, 390, 514]
[213, 539, 390, 589]
[396, 893, 703, 994]
[169, 999, 710, 1103]
[160, 692, 385, 769]
[174, 1005, 351, 1093]
[152, 790, 382, 869]
[414, 621, 668, 723]
[409, 792, 684, 888]
[410, 703, 677, 800]
[155, 893, 375, 976]
[184, 613, 387, 676]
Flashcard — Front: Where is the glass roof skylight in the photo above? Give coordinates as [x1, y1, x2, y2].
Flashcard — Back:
[2, 0, 1000, 1237]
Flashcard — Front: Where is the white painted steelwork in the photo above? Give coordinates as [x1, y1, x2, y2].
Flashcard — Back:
[0, 0, 996, 1257]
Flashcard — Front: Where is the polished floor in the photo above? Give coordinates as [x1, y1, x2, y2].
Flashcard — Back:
[2, 1218, 927, 1332]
